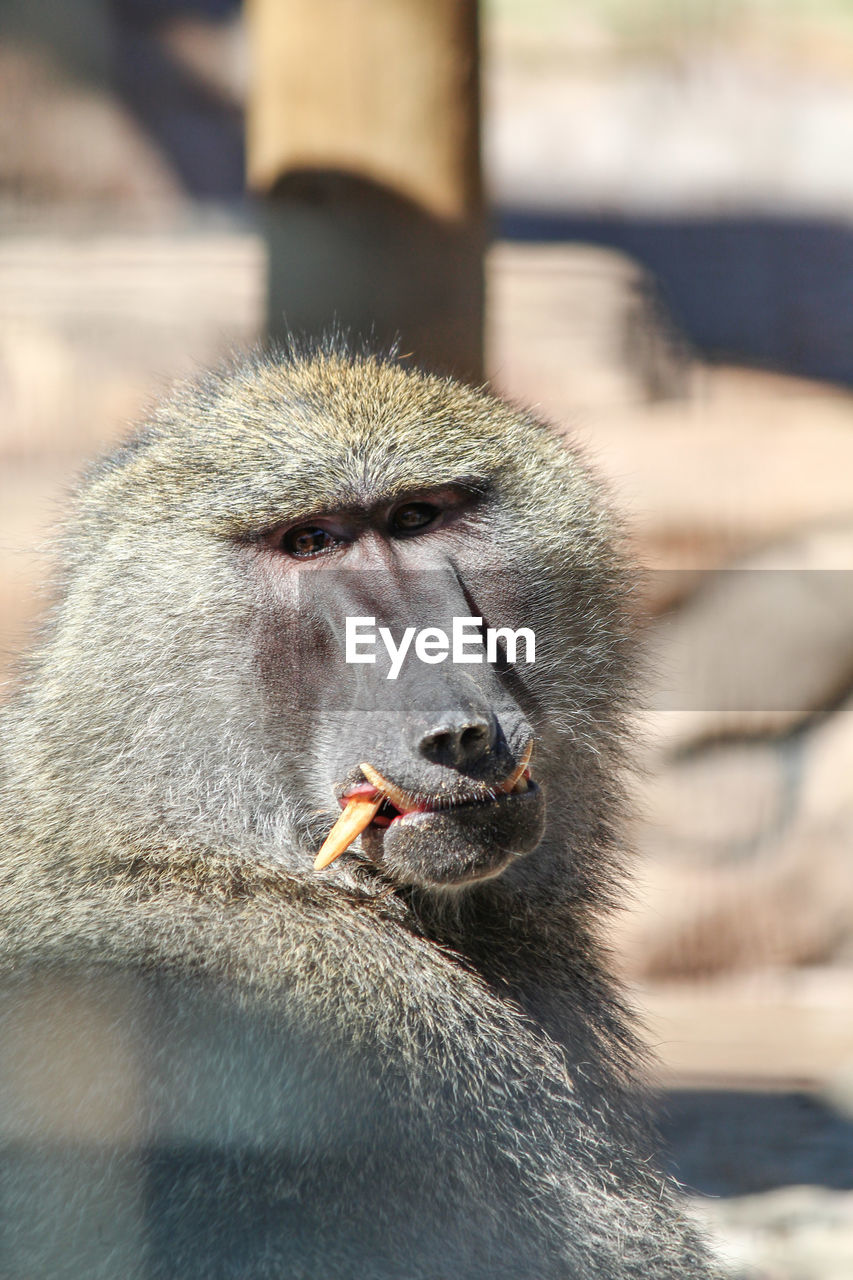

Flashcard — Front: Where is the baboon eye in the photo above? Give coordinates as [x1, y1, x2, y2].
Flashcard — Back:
[282, 526, 341, 558]
[390, 502, 440, 536]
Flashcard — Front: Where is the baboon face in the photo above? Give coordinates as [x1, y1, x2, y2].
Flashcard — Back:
[254, 519, 546, 890]
[65, 353, 625, 891]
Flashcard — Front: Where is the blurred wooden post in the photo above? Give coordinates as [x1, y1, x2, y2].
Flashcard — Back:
[246, 0, 483, 381]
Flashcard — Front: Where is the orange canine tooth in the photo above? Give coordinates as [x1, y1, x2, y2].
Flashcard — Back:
[499, 741, 534, 794]
[314, 795, 383, 871]
[359, 762, 414, 813]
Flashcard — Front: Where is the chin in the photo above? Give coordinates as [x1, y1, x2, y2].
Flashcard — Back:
[360, 781, 546, 889]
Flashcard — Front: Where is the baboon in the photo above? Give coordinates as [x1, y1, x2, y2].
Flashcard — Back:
[0, 347, 719, 1278]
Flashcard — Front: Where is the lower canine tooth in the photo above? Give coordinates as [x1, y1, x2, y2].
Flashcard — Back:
[511, 776, 529, 794]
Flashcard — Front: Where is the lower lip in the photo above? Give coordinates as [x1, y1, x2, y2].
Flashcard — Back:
[339, 774, 533, 831]
[379, 781, 536, 830]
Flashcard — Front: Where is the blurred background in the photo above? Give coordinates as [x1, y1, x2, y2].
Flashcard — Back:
[1, 2, 852, 1274]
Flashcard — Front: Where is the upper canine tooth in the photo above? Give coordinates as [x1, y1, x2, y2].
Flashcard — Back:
[359, 762, 415, 812]
[314, 795, 382, 870]
[499, 741, 533, 794]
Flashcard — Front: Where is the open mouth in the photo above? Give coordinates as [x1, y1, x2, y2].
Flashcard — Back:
[314, 743, 534, 871]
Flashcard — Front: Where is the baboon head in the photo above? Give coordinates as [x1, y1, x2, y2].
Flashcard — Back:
[29, 349, 629, 894]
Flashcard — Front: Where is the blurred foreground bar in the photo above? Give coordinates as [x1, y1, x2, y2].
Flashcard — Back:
[246, 0, 484, 380]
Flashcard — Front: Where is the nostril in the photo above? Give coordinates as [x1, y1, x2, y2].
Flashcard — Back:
[418, 718, 494, 769]
[460, 725, 489, 754]
[420, 730, 451, 758]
